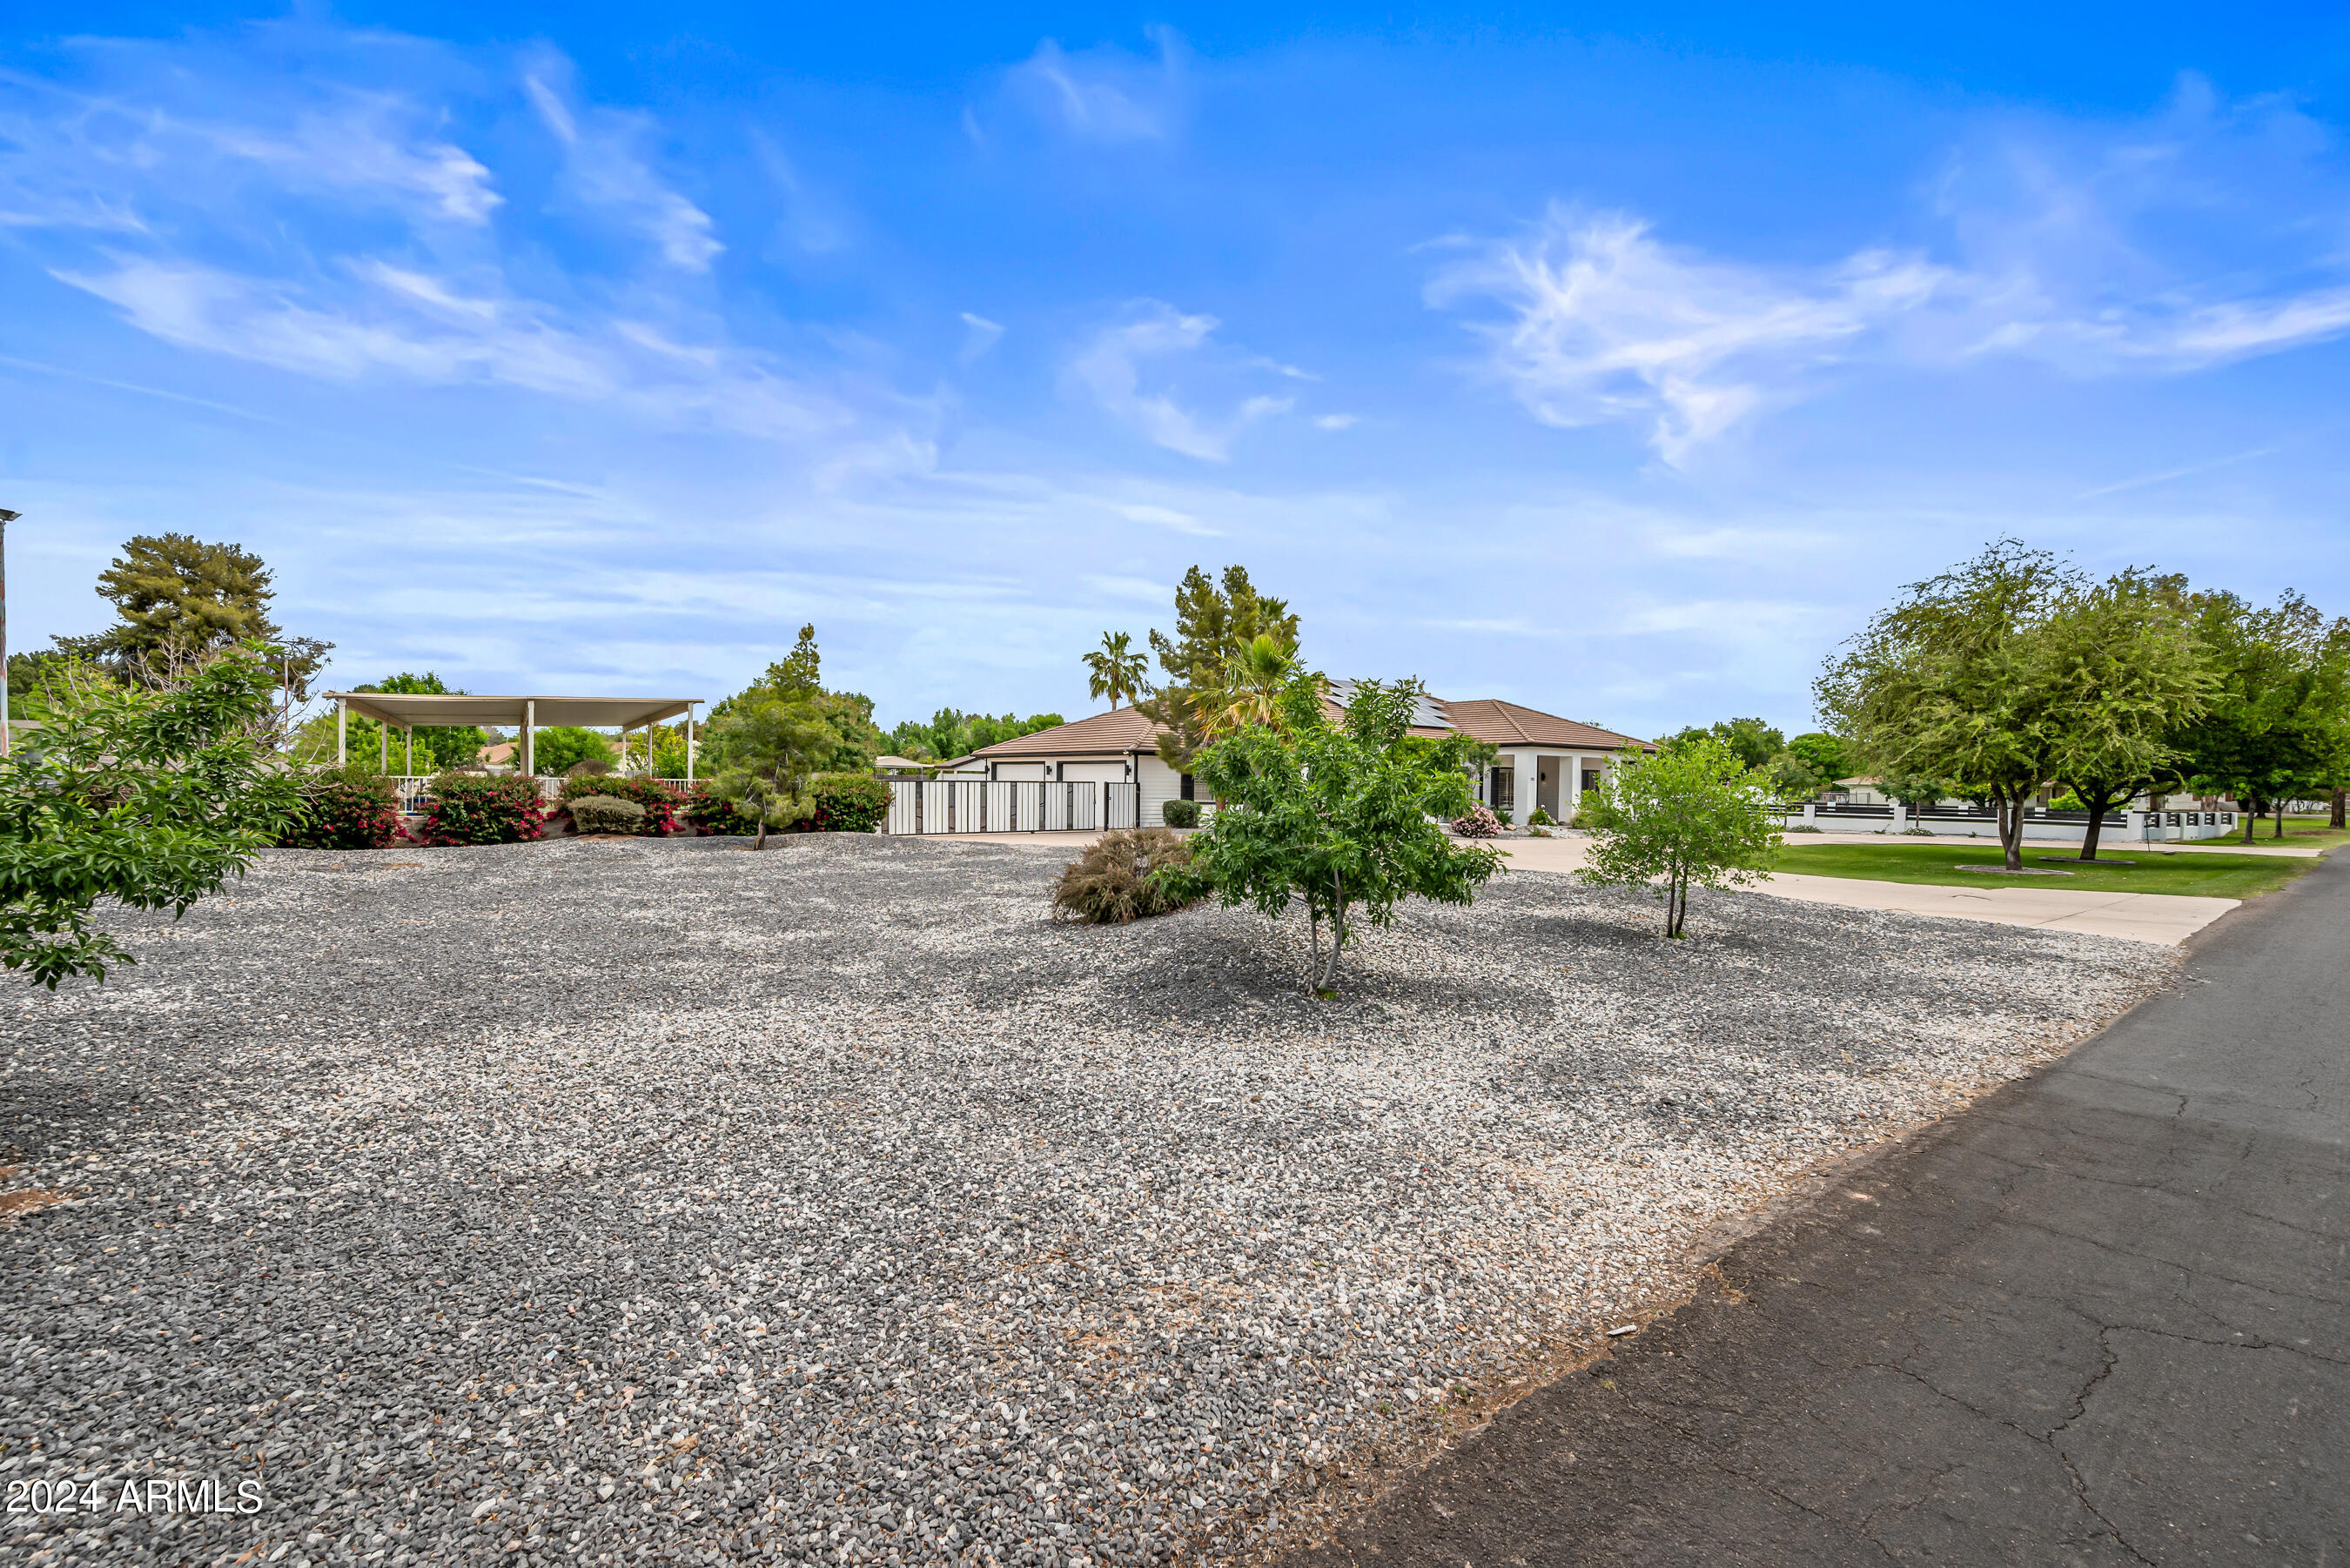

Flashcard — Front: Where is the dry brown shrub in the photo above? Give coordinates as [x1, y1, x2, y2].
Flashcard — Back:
[1051, 828, 1198, 924]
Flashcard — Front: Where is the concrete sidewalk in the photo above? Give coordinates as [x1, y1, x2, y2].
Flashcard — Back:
[1282, 843, 2350, 1566]
[1497, 834, 2239, 945]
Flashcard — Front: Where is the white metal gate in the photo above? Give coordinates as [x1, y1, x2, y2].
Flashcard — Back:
[884, 781, 1136, 834]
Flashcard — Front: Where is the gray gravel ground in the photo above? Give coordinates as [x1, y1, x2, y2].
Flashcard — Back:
[1, 835, 2175, 1568]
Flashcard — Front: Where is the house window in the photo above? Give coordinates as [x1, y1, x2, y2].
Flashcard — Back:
[1179, 772, 1195, 801]
[1581, 769, 1600, 793]
[1490, 767, 1514, 811]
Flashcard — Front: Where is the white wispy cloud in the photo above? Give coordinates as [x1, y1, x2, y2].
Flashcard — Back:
[524, 70, 722, 271]
[997, 29, 1185, 144]
[1434, 82, 2350, 461]
[1427, 208, 1948, 461]
[1065, 301, 1293, 460]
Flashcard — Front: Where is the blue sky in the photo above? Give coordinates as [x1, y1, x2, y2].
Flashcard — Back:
[6, 3, 2349, 740]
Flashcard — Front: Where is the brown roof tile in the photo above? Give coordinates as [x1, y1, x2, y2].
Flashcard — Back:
[1434, 700, 1649, 751]
[969, 695, 1650, 760]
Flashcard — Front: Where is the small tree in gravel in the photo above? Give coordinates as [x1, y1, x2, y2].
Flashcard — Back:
[707, 695, 829, 849]
[1577, 734, 1779, 939]
[1163, 676, 1502, 995]
[0, 642, 299, 987]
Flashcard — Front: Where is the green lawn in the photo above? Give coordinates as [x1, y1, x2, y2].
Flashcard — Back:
[1774, 840, 2323, 900]
[2266, 815, 2350, 851]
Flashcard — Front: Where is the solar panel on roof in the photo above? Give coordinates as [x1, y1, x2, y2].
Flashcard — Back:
[1323, 679, 1454, 729]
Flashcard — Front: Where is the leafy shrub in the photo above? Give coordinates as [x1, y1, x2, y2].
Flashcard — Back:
[1159, 797, 1200, 828]
[565, 758, 612, 780]
[421, 773, 547, 847]
[1450, 805, 1503, 839]
[569, 795, 647, 834]
[1527, 806, 1555, 827]
[279, 765, 403, 850]
[1051, 828, 1198, 924]
[1569, 797, 1604, 830]
[559, 774, 680, 834]
[682, 787, 759, 836]
[809, 772, 890, 833]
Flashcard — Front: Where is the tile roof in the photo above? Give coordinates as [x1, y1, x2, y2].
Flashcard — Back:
[970, 694, 1650, 760]
[968, 706, 1165, 758]
[1436, 700, 1650, 752]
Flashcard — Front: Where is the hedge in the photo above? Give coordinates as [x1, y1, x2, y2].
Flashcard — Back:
[678, 774, 888, 835]
[279, 765, 403, 850]
[420, 774, 547, 846]
[557, 774, 681, 835]
[809, 773, 890, 833]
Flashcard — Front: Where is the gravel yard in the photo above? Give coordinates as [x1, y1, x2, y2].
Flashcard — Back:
[2, 835, 2175, 1568]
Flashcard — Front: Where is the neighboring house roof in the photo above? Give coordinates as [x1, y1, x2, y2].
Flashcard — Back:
[480, 740, 517, 765]
[969, 694, 1650, 761]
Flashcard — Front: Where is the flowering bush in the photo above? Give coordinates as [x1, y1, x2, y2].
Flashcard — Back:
[809, 773, 890, 833]
[421, 774, 547, 846]
[279, 766, 403, 850]
[1450, 804, 1503, 839]
[682, 787, 759, 836]
[557, 774, 681, 835]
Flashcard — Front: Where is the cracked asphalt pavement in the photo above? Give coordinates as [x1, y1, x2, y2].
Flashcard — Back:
[1281, 848, 2349, 1566]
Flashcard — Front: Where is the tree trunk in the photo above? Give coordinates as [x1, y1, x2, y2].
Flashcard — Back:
[1998, 786, 2024, 871]
[1666, 873, 1689, 938]
[2275, 800, 2286, 840]
[2075, 783, 2116, 862]
[2333, 787, 2346, 830]
[2243, 797, 2259, 844]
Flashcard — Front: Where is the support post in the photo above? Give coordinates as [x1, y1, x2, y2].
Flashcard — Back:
[0, 506, 15, 757]
[405, 727, 413, 777]
[337, 699, 347, 766]
[523, 700, 535, 779]
[686, 706, 696, 783]
[379, 721, 388, 774]
[1890, 799, 1908, 833]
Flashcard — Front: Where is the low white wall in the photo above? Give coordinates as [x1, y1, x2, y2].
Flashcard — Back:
[1782, 804, 2241, 842]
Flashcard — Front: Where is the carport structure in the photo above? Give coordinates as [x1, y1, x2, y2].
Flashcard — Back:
[323, 692, 704, 781]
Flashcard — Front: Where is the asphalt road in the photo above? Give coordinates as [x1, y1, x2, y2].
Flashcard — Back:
[1284, 849, 2349, 1566]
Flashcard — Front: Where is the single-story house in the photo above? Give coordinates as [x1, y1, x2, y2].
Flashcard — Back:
[964, 692, 1651, 827]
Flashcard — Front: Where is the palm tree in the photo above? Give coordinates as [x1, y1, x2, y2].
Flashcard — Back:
[1208, 633, 1306, 736]
[1084, 632, 1149, 711]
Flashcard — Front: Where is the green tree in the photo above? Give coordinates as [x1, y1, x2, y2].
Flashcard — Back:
[4, 652, 118, 723]
[1207, 633, 1308, 738]
[0, 643, 299, 987]
[2041, 571, 2219, 860]
[709, 626, 886, 775]
[1663, 717, 1785, 770]
[1165, 676, 1501, 995]
[530, 727, 619, 777]
[885, 709, 1064, 761]
[1575, 734, 1781, 939]
[708, 696, 831, 849]
[53, 534, 283, 681]
[1816, 541, 2078, 873]
[2167, 590, 2350, 842]
[1757, 748, 1829, 803]
[1786, 732, 1854, 783]
[1084, 632, 1150, 711]
[1136, 566, 1300, 772]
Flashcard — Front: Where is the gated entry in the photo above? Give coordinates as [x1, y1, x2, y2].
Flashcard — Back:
[884, 781, 1139, 834]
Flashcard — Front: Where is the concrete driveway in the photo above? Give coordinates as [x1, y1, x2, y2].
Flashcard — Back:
[1497, 834, 2239, 945]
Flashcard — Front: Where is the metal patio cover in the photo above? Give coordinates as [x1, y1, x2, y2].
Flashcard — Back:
[323, 694, 698, 731]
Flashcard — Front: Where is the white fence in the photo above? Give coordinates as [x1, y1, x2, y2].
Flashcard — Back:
[1782, 802, 2241, 842]
[885, 781, 1139, 834]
